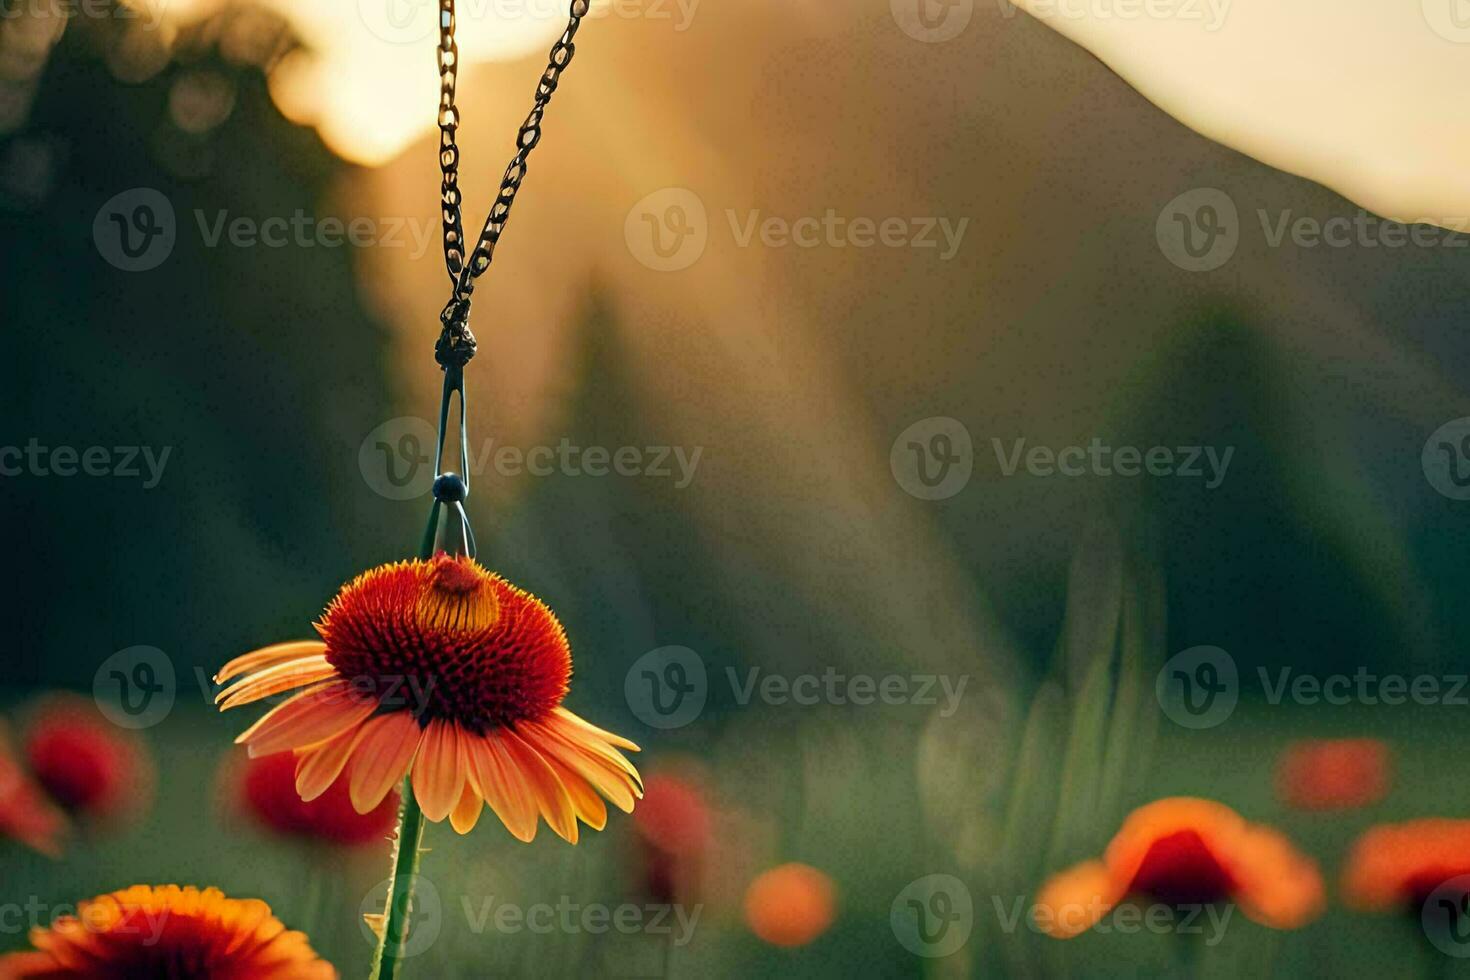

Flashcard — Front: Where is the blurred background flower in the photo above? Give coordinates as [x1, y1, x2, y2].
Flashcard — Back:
[223, 748, 398, 847]
[1034, 797, 1324, 939]
[743, 862, 837, 948]
[21, 693, 154, 826]
[1275, 738, 1391, 812]
[0, 719, 68, 857]
[1342, 819, 1470, 913]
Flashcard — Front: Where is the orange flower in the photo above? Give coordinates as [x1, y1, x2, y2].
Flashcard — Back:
[227, 750, 398, 847]
[0, 720, 67, 857]
[22, 695, 154, 823]
[1034, 797, 1324, 938]
[1275, 738, 1390, 811]
[1342, 819, 1470, 911]
[744, 863, 837, 947]
[0, 884, 335, 978]
[214, 554, 641, 843]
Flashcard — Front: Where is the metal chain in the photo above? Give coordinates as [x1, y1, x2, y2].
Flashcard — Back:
[438, 0, 590, 309]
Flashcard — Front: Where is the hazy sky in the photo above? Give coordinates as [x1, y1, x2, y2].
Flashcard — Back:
[184, 0, 1470, 226]
[1009, 0, 1470, 225]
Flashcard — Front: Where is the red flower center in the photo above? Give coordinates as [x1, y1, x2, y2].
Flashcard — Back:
[1129, 830, 1237, 906]
[317, 554, 572, 732]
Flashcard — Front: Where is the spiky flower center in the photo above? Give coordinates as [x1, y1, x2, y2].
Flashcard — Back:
[317, 554, 571, 732]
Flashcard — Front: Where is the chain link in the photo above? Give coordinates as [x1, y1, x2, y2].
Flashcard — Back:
[438, 0, 590, 306]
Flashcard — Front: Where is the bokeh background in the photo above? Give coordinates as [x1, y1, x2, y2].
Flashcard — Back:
[2, 0, 1469, 976]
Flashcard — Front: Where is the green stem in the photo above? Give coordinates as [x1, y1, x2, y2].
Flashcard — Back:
[368, 779, 426, 980]
[368, 412, 464, 979]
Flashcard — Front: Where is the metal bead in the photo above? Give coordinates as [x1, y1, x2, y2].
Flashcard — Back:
[433, 472, 468, 502]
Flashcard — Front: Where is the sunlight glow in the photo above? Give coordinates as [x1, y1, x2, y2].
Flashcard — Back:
[168, 0, 573, 165]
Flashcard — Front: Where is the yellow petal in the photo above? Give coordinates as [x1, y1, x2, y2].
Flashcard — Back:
[411, 719, 467, 823]
[348, 712, 423, 813]
[448, 781, 484, 835]
[215, 641, 328, 684]
[464, 732, 538, 843]
[236, 681, 376, 758]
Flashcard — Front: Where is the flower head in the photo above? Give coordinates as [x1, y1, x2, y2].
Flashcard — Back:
[1034, 797, 1324, 938]
[227, 750, 398, 847]
[1342, 819, 1470, 912]
[0, 884, 335, 978]
[1275, 738, 1390, 811]
[0, 720, 68, 857]
[23, 695, 153, 823]
[214, 554, 641, 842]
[743, 863, 837, 948]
